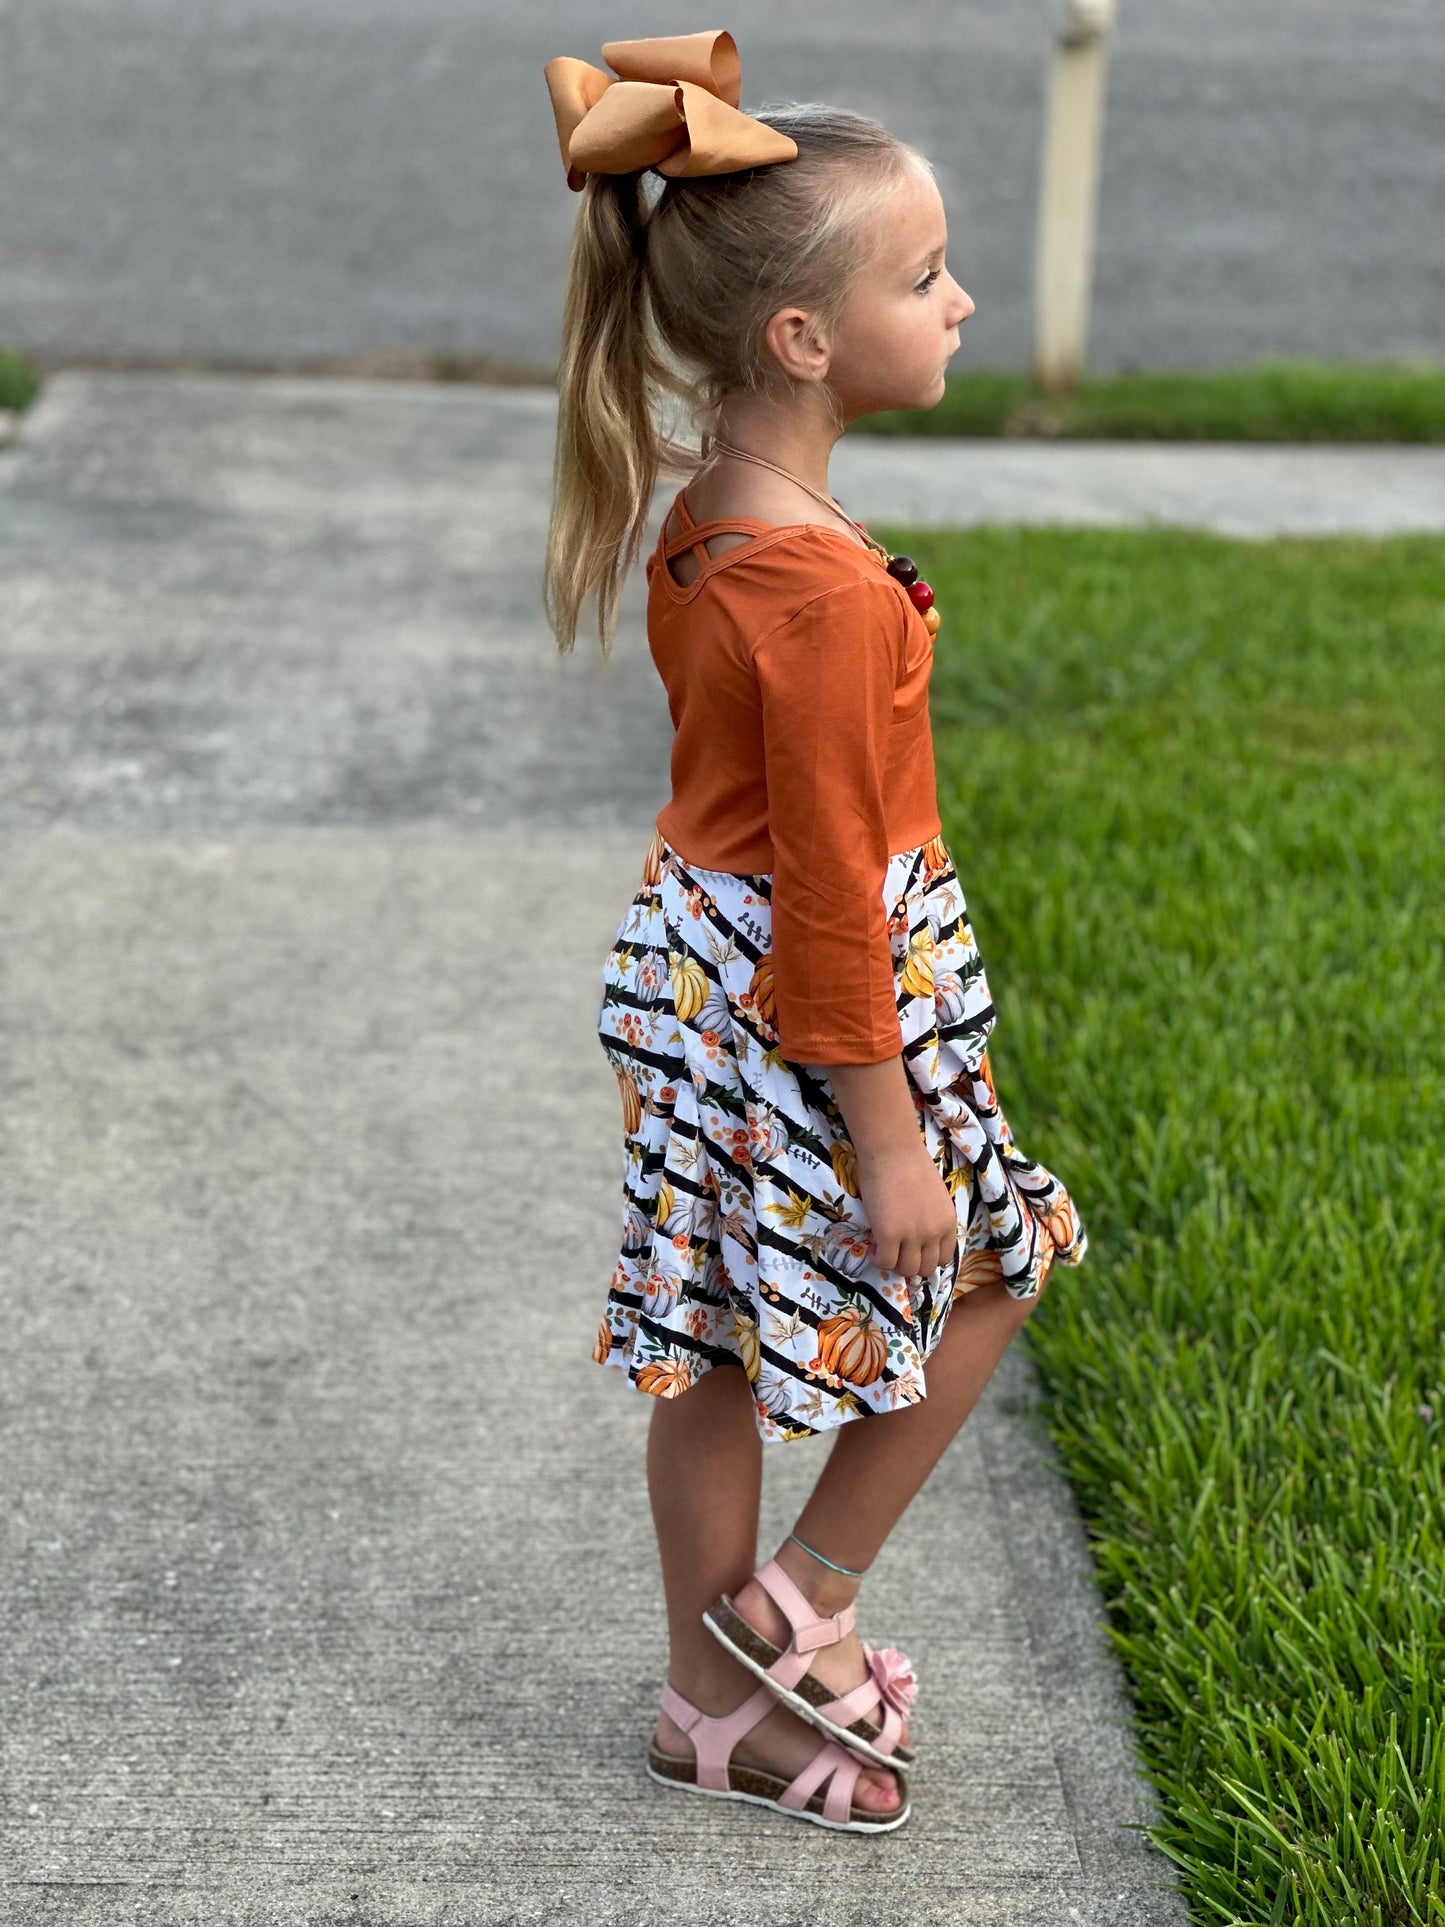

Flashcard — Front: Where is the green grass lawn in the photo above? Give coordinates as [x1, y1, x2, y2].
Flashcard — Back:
[882, 519, 1445, 1925]
[859, 357, 1445, 440]
[0, 348, 41, 413]
[5, 348, 1444, 438]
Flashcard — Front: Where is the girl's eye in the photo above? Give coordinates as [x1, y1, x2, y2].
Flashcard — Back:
[915, 268, 941, 294]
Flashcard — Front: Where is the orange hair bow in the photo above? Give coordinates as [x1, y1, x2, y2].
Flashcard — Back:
[542, 29, 798, 193]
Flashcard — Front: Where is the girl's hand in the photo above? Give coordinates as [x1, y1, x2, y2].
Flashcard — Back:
[854, 1141, 959, 1283]
[822, 1055, 959, 1283]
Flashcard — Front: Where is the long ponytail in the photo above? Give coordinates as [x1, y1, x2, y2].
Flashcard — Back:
[543, 171, 691, 658]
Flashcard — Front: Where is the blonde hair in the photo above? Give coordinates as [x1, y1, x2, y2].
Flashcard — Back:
[542, 102, 931, 657]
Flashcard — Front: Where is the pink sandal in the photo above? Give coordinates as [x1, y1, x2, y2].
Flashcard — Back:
[702, 1559, 918, 1771]
[646, 1680, 910, 1833]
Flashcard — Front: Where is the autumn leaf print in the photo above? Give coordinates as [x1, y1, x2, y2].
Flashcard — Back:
[761, 1186, 818, 1233]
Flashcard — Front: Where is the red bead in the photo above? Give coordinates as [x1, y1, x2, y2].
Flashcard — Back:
[853, 520, 867, 533]
[908, 580, 934, 612]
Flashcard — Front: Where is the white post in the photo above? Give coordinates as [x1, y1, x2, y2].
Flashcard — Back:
[1032, 0, 1117, 392]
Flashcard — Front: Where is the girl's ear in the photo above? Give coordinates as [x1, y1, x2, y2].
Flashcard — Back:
[763, 306, 831, 387]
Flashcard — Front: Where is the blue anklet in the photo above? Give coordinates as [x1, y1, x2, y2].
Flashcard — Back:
[788, 1531, 867, 1579]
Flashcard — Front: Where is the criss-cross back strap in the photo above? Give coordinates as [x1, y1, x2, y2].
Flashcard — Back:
[663, 531, 742, 568]
[661, 519, 767, 570]
[661, 488, 777, 569]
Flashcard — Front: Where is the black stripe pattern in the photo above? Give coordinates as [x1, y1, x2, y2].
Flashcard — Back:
[594, 828, 1088, 1441]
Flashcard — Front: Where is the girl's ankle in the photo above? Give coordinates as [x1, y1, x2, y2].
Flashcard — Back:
[772, 1536, 864, 1616]
[665, 1648, 755, 1715]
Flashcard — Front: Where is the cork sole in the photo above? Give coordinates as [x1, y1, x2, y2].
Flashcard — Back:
[646, 1747, 910, 1833]
[702, 1595, 917, 1771]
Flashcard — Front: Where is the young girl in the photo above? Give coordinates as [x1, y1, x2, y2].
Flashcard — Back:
[543, 29, 1088, 1833]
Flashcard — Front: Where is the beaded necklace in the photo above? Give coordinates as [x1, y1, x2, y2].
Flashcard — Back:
[702, 434, 940, 641]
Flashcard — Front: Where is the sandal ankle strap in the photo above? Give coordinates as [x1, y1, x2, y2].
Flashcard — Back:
[755, 1558, 857, 1652]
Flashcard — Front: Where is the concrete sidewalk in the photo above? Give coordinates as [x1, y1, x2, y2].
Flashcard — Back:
[831, 432, 1445, 536]
[12, 368, 1432, 1923]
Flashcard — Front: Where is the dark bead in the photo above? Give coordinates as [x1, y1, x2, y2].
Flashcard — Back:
[886, 555, 918, 587]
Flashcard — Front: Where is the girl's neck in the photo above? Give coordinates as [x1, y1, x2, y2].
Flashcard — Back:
[707, 403, 844, 501]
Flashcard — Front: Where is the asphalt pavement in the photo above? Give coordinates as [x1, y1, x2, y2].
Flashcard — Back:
[0, 1, 1440, 376]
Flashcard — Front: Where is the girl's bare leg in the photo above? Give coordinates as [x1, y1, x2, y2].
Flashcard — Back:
[799, 1274, 1041, 1569]
[645, 1276, 1040, 1812]
[645, 1360, 903, 1811]
[647, 1362, 761, 1691]
[727, 1276, 1044, 1726]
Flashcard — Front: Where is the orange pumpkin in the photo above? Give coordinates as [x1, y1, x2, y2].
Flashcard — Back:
[1042, 1196, 1081, 1253]
[616, 1065, 642, 1134]
[1035, 1242, 1058, 1293]
[592, 1315, 613, 1363]
[749, 954, 777, 1028]
[641, 828, 666, 887]
[954, 1247, 1003, 1297]
[977, 1053, 998, 1108]
[636, 1355, 692, 1398]
[816, 1303, 887, 1386]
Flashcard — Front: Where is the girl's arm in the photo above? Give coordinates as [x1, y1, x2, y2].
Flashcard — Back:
[753, 577, 958, 1282]
[825, 1057, 959, 1282]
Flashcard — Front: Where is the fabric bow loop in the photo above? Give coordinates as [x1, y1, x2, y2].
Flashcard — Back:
[543, 30, 798, 193]
[866, 1644, 919, 1714]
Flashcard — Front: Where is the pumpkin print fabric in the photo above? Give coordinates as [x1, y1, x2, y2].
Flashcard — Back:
[595, 827, 1088, 1441]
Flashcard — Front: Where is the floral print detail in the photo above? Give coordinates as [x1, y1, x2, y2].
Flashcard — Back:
[595, 828, 1088, 1441]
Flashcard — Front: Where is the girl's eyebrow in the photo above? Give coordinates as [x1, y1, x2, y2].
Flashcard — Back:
[911, 244, 947, 272]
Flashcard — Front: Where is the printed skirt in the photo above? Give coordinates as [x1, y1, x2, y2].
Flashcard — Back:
[594, 827, 1088, 1442]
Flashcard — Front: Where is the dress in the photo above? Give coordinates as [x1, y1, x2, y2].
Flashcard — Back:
[591, 491, 1088, 1443]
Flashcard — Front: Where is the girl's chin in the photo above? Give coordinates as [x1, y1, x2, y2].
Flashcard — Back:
[859, 371, 949, 415]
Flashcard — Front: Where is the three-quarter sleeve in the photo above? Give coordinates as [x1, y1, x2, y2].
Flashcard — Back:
[753, 578, 908, 1064]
